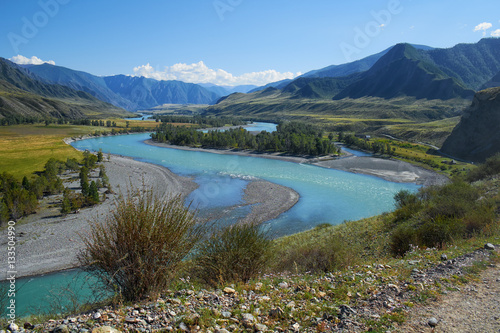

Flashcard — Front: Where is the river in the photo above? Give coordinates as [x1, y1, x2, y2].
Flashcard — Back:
[7, 126, 419, 316]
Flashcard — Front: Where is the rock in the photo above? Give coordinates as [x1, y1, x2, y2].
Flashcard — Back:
[269, 307, 285, 318]
[388, 283, 400, 293]
[221, 311, 232, 318]
[317, 291, 327, 298]
[7, 323, 19, 332]
[254, 282, 263, 290]
[93, 312, 102, 320]
[485, 243, 495, 250]
[291, 322, 300, 331]
[223, 287, 236, 294]
[215, 329, 230, 333]
[278, 282, 288, 289]
[92, 327, 121, 333]
[441, 254, 448, 261]
[254, 323, 268, 332]
[241, 313, 256, 328]
[179, 322, 189, 332]
[23, 322, 34, 329]
[52, 325, 69, 333]
[428, 317, 438, 327]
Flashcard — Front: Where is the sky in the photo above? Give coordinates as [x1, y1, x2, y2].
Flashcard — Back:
[1, 0, 499, 86]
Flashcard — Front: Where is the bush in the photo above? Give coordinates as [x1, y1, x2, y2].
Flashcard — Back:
[390, 223, 416, 257]
[194, 222, 271, 287]
[466, 153, 500, 182]
[78, 189, 204, 301]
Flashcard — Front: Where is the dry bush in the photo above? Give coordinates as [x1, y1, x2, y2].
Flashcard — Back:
[193, 222, 272, 287]
[78, 189, 205, 301]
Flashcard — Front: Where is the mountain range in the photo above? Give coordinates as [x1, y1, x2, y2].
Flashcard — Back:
[0, 58, 132, 120]
[207, 39, 500, 117]
[1, 38, 499, 121]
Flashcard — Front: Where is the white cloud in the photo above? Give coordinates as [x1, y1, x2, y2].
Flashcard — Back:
[9, 55, 55, 66]
[132, 61, 301, 86]
[491, 29, 500, 37]
[473, 22, 493, 36]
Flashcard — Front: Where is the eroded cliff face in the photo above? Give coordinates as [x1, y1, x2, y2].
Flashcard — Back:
[441, 87, 500, 163]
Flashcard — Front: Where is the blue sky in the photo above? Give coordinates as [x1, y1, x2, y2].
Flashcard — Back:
[1, 0, 499, 86]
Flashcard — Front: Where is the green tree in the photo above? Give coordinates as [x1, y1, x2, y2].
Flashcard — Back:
[88, 181, 99, 204]
[97, 149, 103, 163]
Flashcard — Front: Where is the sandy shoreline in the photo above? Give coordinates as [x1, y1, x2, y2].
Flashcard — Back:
[0, 154, 299, 278]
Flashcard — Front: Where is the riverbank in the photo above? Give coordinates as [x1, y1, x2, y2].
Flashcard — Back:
[145, 140, 448, 186]
[3, 155, 298, 278]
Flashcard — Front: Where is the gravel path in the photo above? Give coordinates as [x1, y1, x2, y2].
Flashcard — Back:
[399, 263, 500, 332]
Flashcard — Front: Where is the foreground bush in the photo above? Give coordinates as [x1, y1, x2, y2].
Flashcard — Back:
[194, 222, 271, 287]
[78, 189, 204, 301]
[389, 178, 497, 256]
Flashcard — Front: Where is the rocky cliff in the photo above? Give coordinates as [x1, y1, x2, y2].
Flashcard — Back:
[441, 87, 500, 162]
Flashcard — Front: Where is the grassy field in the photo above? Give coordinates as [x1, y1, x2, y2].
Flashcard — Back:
[0, 119, 161, 179]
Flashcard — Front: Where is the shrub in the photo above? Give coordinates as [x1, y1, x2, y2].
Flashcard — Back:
[78, 189, 204, 301]
[466, 153, 500, 182]
[194, 222, 271, 287]
[390, 223, 416, 257]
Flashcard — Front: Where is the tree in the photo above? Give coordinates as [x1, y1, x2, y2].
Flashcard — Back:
[78, 190, 205, 301]
[88, 181, 99, 204]
[97, 149, 103, 163]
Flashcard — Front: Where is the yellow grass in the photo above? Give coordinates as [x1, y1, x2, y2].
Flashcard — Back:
[0, 124, 98, 178]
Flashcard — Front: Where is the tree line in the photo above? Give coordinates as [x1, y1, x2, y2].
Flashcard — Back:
[0, 150, 110, 225]
[151, 121, 339, 156]
[155, 115, 247, 128]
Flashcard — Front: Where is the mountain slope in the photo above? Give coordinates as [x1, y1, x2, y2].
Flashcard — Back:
[21, 63, 136, 110]
[440, 87, 500, 162]
[481, 71, 500, 89]
[425, 38, 500, 91]
[0, 58, 131, 119]
[103, 75, 220, 110]
[333, 44, 475, 100]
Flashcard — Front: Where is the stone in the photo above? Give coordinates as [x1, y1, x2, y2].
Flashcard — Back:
[388, 283, 400, 293]
[428, 317, 438, 327]
[440, 254, 448, 261]
[223, 287, 236, 294]
[23, 322, 34, 329]
[7, 323, 19, 332]
[215, 329, 230, 333]
[92, 327, 121, 333]
[291, 322, 300, 331]
[254, 282, 263, 290]
[179, 322, 189, 332]
[485, 243, 495, 250]
[254, 323, 268, 332]
[278, 282, 288, 289]
[241, 313, 256, 327]
[93, 312, 102, 320]
[221, 311, 232, 318]
[269, 307, 285, 318]
[52, 325, 69, 333]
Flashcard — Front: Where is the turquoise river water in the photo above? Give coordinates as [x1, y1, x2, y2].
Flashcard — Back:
[7, 127, 419, 316]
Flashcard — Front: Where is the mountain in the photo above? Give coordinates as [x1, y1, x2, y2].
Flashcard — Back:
[103, 75, 220, 110]
[282, 75, 361, 99]
[21, 63, 136, 110]
[441, 87, 500, 162]
[0, 58, 131, 119]
[301, 44, 433, 79]
[199, 83, 258, 96]
[248, 79, 293, 93]
[424, 38, 500, 91]
[333, 43, 475, 100]
[481, 71, 500, 89]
